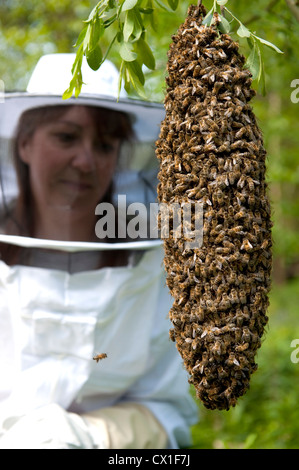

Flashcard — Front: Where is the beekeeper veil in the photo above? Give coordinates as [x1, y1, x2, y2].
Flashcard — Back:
[0, 54, 165, 271]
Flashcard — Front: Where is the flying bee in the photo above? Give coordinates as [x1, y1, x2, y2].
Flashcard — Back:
[93, 353, 107, 363]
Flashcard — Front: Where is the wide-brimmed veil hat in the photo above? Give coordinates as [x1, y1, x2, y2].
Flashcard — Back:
[0, 53, 165, 252]
[1, 53, 165, 142]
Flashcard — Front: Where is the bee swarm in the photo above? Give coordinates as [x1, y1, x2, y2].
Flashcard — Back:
[156, 4, 272, 410]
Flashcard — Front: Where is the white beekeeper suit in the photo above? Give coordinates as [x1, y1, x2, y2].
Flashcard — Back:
[0, 54, 198, 449]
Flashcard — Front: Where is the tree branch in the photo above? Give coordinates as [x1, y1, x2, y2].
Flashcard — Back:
[285, 0, 299, 22]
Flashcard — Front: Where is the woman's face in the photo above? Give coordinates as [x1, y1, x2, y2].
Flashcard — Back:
[19, 106, 120, 215]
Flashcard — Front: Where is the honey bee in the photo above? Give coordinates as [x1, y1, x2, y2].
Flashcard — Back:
[241, 239, 253, 252]
[227, 252, 240, 263]
[219, 293, 231, 310]
[235, 342, 249, 352]
[233, 326, 242, 342]
[212, 340, 222, 356]
[229, 226, 246, 237]
[239, 289, 247, 304]
[241, 327, 252, 343]
[234, 125, 246, 139]
[215, 188, 225, 205]
[248, 194, 255, 207]
[199, 377, 210, 389]
[224, 107, 234, 118]
[237, 174, 246, 189]
[174, 160, 182, 172]
[235, 208, 247, 220]
[228, 170, 241, 185]
[226, 270, 237, 285]
[93, 353, 107, 363]
[230, 289, 239, 304]
[225, 352, 240, 367]
[217, 366, 228, 380]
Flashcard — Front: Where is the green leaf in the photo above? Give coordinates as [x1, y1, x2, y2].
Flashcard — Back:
[122, 0, 139, 12]
[83, 23, 92, 52]
[71, 45, 83, 74]
[84, 4, 98, 23]
[237, 23, 251, 38]
[256, 42, 266, 95]
[126, 61, 147, 99]
[252, 34, 284, 54]
[245, 39, 260, 80]
[167, 0, 179, 10]
[87, 18, 104, 51]
[62, 85, 74, 100]
[218, 14, 230, 33]
[127, 59, 145, 85]
[119, 40, 138, 61]
[123, 10, 135, 41]
[130, 8, 144, 41]
[153, 0, 175, 13]
[86, 44, 103, 70]
[103, 13, 117, 28]
[202, 8, 215, 26]
[135, 37, 155, 69]
[73, 25, 88, 47]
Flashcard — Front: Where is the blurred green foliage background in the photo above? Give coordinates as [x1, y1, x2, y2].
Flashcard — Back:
[0, 0, 298, 449]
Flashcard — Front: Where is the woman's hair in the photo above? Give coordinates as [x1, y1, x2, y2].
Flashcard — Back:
[1, 104, 134, 265]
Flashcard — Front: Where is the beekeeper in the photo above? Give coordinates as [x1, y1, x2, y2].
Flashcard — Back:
[0, 54, 198, 449]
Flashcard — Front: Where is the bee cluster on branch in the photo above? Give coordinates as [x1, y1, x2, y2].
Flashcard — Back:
[155, 4, 273, 410]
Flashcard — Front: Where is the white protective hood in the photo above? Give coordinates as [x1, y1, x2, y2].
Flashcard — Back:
[0, 54, 165, 252]
[0, 55, 198, 448]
